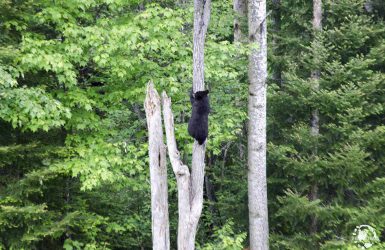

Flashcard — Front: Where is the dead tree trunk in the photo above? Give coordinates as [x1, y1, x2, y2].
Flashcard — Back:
[144, 82, 170, 250]
[163, 1, 211, 248]
[145, 0, 210, 248]
[309, 0, 322, 235]
[162, 92, 206, 250]
[247, 0, 269, 249]
[193, 0, 211, 93]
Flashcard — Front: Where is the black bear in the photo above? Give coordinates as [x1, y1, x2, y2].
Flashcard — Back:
[188, 90, 210, 145]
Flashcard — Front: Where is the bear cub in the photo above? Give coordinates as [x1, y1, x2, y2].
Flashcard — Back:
[188, 90, 210, 145]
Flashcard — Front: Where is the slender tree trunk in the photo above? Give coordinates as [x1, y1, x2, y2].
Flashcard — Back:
[234, 0, 247, 42]
[309, 0, 322, 235]
[193, 0, 211, 92]
[144, 82, 170, 250]
[312, 0, 322, 35]
[247, 0, 269, 249]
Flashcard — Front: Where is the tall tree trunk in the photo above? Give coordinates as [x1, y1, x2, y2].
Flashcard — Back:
[247, 0, 269, 249]
[309, 0, 322, 235]
[144, 82, 170, 250]
[193, 0, 211, 92]
[233, 0, 247, 42]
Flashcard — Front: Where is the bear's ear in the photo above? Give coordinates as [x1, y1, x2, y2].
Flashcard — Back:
[190, 90, 195, 104]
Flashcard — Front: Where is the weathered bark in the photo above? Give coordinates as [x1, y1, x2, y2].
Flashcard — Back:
[309, 0, 322, 235]
[233, 0, 247, 42]
[193, 0, 211, 92]
[247, 0, 269, 249]
[162, 92, 191, 249]
[144, 82, 170, 250]
[162, 92, 206, 250]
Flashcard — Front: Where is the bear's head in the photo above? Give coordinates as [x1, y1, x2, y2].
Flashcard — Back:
[194, 90, 209, 100]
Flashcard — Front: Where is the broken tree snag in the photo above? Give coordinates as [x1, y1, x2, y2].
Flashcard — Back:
[162, 91, 194, 249]
[144, 82, 170, 250]
[162, 90, 207, 249]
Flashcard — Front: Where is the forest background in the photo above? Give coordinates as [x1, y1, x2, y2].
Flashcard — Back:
[0, 0, 384, 249]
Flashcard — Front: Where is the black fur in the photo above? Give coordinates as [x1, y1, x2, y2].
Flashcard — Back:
[188, 90, 210, 145]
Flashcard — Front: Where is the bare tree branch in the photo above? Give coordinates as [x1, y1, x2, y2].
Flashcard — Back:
[162, 91, 193, 249]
